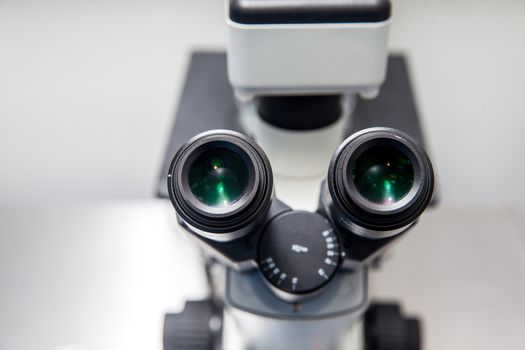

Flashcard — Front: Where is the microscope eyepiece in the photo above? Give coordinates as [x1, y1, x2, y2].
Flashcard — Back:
[168, 130, 273, 242]
[327, 128, 434, 239]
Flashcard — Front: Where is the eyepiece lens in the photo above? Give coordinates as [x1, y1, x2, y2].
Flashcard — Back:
[352, 145, 414, 205]
[188, 147, 249, 207]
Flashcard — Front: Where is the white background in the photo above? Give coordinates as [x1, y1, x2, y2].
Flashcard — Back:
[1, 0, 524, 211]
[1, 2, 525, 349]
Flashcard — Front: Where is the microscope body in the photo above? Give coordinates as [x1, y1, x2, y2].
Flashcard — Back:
[221, 5, 395, 346]
[162, 1, 435, 350]
[222, 269, 367, 350]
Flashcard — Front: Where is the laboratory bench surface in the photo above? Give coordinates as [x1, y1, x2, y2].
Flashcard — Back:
[0, 201, 524, 350]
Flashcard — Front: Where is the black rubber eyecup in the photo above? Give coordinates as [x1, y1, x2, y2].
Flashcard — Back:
[327, 127, 434, 232]
[167, 130, 273, 241]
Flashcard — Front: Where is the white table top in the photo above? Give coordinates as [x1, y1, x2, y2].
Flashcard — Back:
[1, 201, 524, 350]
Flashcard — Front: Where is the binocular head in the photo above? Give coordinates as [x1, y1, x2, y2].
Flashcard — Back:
[167, 128, 433, 300]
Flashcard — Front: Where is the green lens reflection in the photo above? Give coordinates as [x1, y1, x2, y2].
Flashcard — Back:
[352, 145, 414, 205]
[188, 147, 249, 207]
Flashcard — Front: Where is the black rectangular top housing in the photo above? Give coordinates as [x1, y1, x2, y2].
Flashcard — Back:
[229, 0, 391, 24]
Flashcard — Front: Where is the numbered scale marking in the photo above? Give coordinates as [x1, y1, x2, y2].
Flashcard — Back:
[258, 211, 341, 294]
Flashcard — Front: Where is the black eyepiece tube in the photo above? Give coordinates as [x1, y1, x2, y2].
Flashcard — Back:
[167, 130, 274, 242]
[325, 127, 434, 239]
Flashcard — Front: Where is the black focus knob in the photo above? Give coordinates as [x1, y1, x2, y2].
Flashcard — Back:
[163, 300, 222, 350]
[365, 303, 421, 350]
[258, 211, 341, 295]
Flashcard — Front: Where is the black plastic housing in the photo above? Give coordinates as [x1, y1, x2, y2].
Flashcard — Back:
[257, 95, 342, 130]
